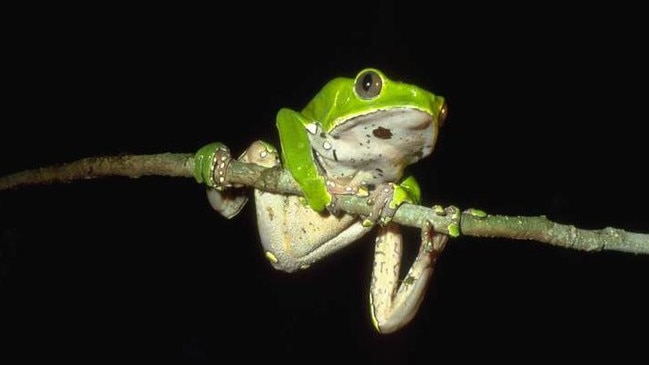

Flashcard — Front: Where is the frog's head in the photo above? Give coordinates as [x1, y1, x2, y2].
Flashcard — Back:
[301, 68, 447, 133]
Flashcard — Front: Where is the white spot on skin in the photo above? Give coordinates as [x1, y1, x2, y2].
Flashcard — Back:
[305, 123, 318, 135]
[219, 162, 226, 169]
[323, 141, 332, 150]
[260, 150, 268, 158]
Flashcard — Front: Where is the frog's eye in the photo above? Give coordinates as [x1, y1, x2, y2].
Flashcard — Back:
[438, 102, 448, 127]
[355, 70, 383, 99]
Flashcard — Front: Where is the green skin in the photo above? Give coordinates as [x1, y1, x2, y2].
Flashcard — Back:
[195, 69, 450, 334]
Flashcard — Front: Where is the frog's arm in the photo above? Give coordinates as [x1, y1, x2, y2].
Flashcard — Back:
[393, 175, 422, 208]
[276, 108, 330, 212]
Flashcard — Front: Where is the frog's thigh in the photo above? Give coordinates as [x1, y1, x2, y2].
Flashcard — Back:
[255, 191, 371, 273]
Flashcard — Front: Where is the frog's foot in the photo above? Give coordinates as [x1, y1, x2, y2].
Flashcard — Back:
[322, 179, 368, 216]
[194, 142, 234, 191]
[432, 204, 462, 238]
[420, 219, 449, 261]
[239, 140, 281, 168]
[198, 141, 279, 219]
[325, 179, 369, 197]
[361, 182, 411, 227]
[206, 187, 248, 219]
[369, 220, 449, 334]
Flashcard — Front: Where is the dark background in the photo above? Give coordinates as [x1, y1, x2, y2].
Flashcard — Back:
[2, 2, 648, 363]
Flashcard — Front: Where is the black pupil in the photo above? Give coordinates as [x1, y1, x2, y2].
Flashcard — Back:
[362, 73, 373, 91]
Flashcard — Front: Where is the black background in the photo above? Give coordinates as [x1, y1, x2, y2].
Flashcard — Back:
[2, 2, 648, 363]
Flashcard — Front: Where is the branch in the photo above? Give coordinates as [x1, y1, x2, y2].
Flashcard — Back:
[1, 151, 647, 254]
[0, 154, 194, 189]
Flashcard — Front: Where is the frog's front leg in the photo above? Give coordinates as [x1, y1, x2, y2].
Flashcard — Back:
[369, 220, 448, 334]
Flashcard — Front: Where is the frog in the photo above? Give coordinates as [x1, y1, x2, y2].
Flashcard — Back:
[194, 68, 449, 333]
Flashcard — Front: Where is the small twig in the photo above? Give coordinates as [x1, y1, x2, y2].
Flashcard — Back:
[1, 152, 648, 254]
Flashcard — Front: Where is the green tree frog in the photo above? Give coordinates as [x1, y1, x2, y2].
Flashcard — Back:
[195, 68, 449, 333]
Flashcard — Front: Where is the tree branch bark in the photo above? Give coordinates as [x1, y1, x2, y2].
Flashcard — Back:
[1, 152, 647, 254]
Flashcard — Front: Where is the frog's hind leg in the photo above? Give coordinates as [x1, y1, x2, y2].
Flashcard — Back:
[369, 221, 448, 334]
[240, 140, 373, 273]
[203, 141, 278, 219]
[255, 189, 372, 273]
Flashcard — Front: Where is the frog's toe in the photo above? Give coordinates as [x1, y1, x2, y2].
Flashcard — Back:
[207, 187, 248, 219]
[431, 204, 462, 238]
[363, 183, 398, 227]
[420, 219, 449, 256]
[240, 140, 280, 168]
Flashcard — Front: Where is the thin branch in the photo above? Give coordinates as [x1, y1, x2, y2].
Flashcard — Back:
[1, 152, 647, 254]
[0, 153, 194, 190]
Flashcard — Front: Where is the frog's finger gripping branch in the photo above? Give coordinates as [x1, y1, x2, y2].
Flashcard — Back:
[194, 143, 233, 190]
[433, 205, 462, 238]
[362, 183, 401, 227]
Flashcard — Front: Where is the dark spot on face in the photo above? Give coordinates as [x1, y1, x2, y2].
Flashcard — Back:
[375, 168, 384, 173]
[332, 135, 340, 139]
[332, 149, 338, 161]
[366, 184, 376, 191]
[372, 127, 393, 139]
